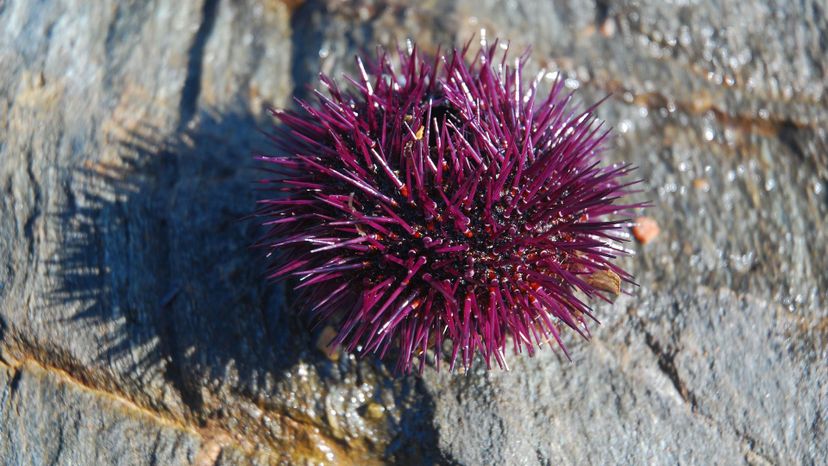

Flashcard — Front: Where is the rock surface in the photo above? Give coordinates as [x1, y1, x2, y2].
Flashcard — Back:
[0, 0, 825, 465]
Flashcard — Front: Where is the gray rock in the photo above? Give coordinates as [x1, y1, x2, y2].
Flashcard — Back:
[0, 0, 825, 465]
[0, 360, 202, 466]
[425, 287, 826, 465]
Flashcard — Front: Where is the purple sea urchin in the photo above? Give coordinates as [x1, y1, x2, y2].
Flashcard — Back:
[257, 40, 643, 373]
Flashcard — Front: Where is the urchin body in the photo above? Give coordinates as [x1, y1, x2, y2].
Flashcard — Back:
[257, 41, 641, 373]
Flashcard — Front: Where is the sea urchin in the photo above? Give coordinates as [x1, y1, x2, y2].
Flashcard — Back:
[256, 40, 643, 374]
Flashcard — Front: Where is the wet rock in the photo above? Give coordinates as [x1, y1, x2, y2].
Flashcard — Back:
[0, 360, 203, 465]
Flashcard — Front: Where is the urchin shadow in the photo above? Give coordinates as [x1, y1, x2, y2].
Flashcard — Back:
[47, 103, 310, 413]
[46, 100, 447, 461]
[47, 29, 454, 458]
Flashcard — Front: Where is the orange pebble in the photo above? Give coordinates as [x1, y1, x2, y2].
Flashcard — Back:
[632, 217, 660, 244]
[692, 178, 710, 192]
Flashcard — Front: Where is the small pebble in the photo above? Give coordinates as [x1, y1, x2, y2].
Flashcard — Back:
[632, 217, 660, 244]
[33, 71, 45, 88]
[585, 270, 621, 297]
[692, 178, 710, 192]
[316, 326, 340, 361]
[364, 402, 385, 420]
[600, 19, 616, 37]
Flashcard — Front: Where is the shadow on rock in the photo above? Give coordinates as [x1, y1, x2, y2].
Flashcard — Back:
[45, 101, 447, 462]
[47, 103, 306, 412]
